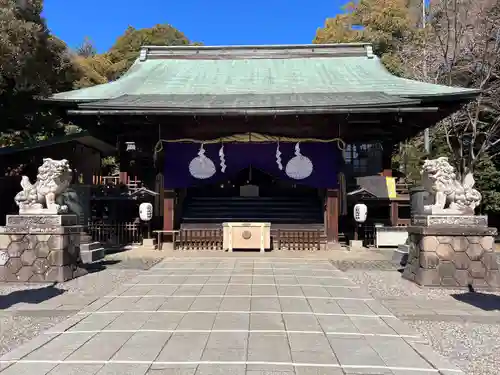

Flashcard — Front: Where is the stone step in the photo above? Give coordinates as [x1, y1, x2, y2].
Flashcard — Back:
[80, 247, 105, 264]
[392, 244, 409, 266]
[80, 242, 103, 252]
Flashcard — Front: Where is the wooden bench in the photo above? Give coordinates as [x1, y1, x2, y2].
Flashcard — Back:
[153, 230, 180, 250]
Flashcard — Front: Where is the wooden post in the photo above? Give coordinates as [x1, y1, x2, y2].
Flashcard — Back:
[390, 201, 399, 227]
[163, 189, 175, 231]
[381, 141, 394, 177]
[326, 189, 339, 243]
[118, 141, 129, 184]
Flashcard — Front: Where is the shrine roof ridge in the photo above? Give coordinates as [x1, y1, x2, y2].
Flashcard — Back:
[139, 43, 374, 61]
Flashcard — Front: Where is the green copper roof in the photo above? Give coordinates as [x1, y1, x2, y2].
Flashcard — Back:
[77, 92, 420, 110]
[50, 44, 478, 105]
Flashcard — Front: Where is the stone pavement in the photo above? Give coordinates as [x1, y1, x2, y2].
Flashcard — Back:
[0, 256, 466, 375]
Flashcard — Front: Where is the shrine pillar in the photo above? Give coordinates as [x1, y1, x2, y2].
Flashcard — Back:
[325, 189, 339, 244]
[118, 140, 129, 184]
[163, 189, 175, 231]
[381, 141, 394, 177]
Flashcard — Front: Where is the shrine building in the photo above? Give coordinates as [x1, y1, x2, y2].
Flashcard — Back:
[45, 43, 478, 248]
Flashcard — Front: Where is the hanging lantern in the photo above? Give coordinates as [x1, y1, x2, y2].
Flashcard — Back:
[125, 141, 136, 151]
[139, 202, 153, 221]
[354, 203, 368, 223]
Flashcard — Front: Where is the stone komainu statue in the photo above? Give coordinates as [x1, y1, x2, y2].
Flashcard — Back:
[14, 158, 73, 214]
[421, 157, 482, 215]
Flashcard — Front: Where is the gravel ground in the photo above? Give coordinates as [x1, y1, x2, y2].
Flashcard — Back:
[407, 320, 500, 375]
[0, 253, 164, 356]
[338, 259, 500, 375]
[0, 314, 69, 356]
[330, 259, 400, 271]
[343, 267, 481, 299]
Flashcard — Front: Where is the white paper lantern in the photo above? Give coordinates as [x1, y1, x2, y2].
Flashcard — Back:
[353, 203, 368, 223]
[285, 142, 313, 180]
[189, 144, 216, 179]
[139, 202, 153, 221]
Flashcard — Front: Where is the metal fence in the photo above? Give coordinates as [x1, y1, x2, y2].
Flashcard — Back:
[87, 220, 142, 247]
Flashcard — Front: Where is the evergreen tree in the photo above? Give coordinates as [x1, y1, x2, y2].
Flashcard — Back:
[0, 0, 79, 144]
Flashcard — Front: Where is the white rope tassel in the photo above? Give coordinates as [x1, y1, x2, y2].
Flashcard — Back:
[198, 143, 205, 156]
[219, 144, 226, 172]
[276, 142, 283, 170]
[294, 142, 302, 156]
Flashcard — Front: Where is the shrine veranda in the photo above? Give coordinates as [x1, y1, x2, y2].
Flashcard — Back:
[44, 43, 479, 246]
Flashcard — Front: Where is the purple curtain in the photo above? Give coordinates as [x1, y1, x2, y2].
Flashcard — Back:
[163, 142, 340, 189]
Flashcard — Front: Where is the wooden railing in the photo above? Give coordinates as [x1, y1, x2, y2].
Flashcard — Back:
[396, 182, 410, 196]
[176, 229, 223, 250]
[173, 228, 324, 251]
[275, 229, 323, 251]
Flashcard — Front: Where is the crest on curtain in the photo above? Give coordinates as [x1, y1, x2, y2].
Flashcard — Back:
[285, 142, 313, 180]
[188, 144, 216, 179]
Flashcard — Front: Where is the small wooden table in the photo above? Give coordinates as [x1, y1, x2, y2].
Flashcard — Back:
[153, 230, 180, 250]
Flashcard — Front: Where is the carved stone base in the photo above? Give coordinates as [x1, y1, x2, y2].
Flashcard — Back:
[0, 215, 87, 283]
[402, 225, 500, 289]
[412, 214, 488, 227]
[6, 214, 77, 228]
[18, 206, 68, 215]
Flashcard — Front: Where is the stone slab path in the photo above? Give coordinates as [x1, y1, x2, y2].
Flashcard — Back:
[0, 257, 466, 375]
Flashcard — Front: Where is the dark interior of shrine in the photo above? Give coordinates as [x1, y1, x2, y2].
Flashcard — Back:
[187, 166, 320, 197]
[181, 166, 324, 226]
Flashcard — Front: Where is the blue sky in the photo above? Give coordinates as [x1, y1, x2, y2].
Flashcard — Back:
[43, 0, 346, 53]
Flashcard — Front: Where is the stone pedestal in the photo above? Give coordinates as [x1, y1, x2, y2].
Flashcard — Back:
[0, 215, 87, 283]
[143, 238, 155, 248]
[348, 240, 364, 250]
[402, 215, 499, 289]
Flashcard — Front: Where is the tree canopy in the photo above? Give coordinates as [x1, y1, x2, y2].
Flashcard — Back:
[73, 24, 200, 88]
[315, 0, 500, 212]
[314, 0, 421, 75]
[0, 0, 79, 143]
[0, 2, 202, 175]
[0, 0, 201, 143]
